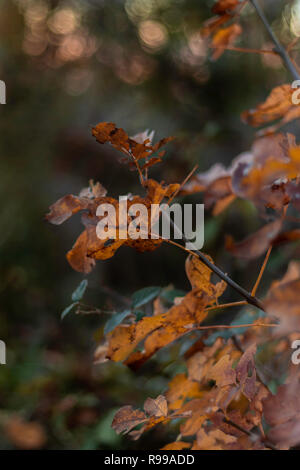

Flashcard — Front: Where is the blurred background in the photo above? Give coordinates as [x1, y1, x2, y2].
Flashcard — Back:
[0, 0, 299, 449]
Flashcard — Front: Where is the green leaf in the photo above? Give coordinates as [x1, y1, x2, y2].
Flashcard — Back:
[135, 310, 147, 322]
[131, 286, 161, 309]
[61, 302, 78, 320]
[71, 279, 88, 302]
[104, 310, 131, 335]
[161, 288, 186, 304]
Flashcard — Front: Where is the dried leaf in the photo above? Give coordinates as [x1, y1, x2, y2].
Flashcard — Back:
[111, 406, 147, 435]
[161, 441, 191, 450]
[212, 0, 240, 14]
[5, 417, 47, 450]
[211, 24, 242, 60]
[144, 395, 168, 418]
[241, 84, 300, 133]
[226, 218, 282, 259]
[185, 254, 226, 301]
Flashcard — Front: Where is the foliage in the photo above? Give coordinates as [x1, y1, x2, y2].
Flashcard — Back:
[47, 0, 300, 450]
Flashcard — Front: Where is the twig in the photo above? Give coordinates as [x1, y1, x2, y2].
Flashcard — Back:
[250, 0, 300, 80]
[223, 417, 277, 451]
[210, 45, 277, 55]
[251, 246, 272, 296]
[167, 164, 199, 206]
[204, 300, 247, 312]
[193, 322, 277, 331]
[166, 236, 266, 312]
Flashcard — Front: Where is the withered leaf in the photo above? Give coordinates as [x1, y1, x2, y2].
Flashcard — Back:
[111, 406, 147, 435]
[226, 218, 282, 259]
[212, 0, 240, 14]
[144, 395, 168, 418]
[5, 417, 47, 450]
[241, 84, 300, 134]
[185, 254, 226, 301]
[207, 354, 236, 387]
[92, 122, 174, 173]
[264, 265, 300, 335]
[235, 344, 257, 400]
[263, 371, 300, 449]
[161, 441, 191, 450]
[211, 24, 242, 60]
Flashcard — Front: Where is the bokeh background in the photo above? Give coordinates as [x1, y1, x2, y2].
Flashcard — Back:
[0, 0, 299, 449]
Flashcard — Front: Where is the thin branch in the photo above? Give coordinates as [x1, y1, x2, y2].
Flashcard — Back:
[250, 0, 300, 80]
[167, 164, 198, 206]
[204, 300, 247, 312]
[223, 417, 277, 451]
[210, 45, 277, 55]
[193, 322, 277, 331]
[166, 237, 266, 312]
[251, 245, 272, 296]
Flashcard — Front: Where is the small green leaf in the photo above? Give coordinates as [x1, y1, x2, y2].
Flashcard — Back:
[61, 302, 78, 320]
[134, 310, 147, 322]
[71, 279, 88, 302]
[131, 286, 161, 309]
[104, 310, 131, 335]
[161, 289, 186, 304]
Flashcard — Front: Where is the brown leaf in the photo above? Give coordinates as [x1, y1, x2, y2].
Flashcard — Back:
[185, 254, 226, 301]
[48, 179, 179, 273]
[92, 122, 174, 173]
[108, 289, 208, 366]
[264, 266, 300, 335]
[263, 370, 300, 449]
[235, 344, 257, 400]
[226, 218, 282, 259]
[192, 428, 237, 450]
[144, 395, 168, 417]
[241, 84, 300, 133]
[111, 406, 147, 435]
[5, 416, 47, 450]
[212, 0, 240, 14]
[207, 354, 236, 387]
[161, 441, 191, 450]
[202, 14, 232, 38]
[211, 24, 242, 60]
[166, 374, 202, 411]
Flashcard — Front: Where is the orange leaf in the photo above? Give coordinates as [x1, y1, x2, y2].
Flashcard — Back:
[211, 24, 242, 60]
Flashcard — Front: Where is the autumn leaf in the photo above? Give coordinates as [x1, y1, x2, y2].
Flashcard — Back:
[207, 354, 236, 387]
[241, 84, 300, 134]
[263, 370, 300, 449]
[212, 0, 241, 15]
[92, 122, 174, 177]
[185, 253, 226, 300]
[47, 178, 179, 273]
[211, 24, 242, 60]
[161, 441, 191, 450]
[5, 416, 47, 450]
[144, 395, 168, 418]
[111, 406, 147, 435]
[235, 344, 257, 400]
[264, 262, 300, 334]
[225, 218, 282, 259]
